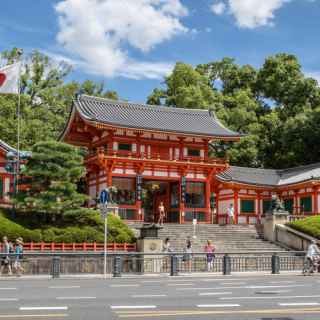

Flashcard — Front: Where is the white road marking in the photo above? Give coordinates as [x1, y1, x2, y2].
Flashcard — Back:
[245, 284, 310, 289]
[0, 288, 16, 290]
[255, 290, 292, 294]
[56, 296, 96, 300]
[197, 304, 240, 308]
[279, 302, 320, 307]
[141, 281, 162, 284]
[220, 282, 246, 285]
[19, 306, 68, 311]
[0, 298, 19, 301]
[246, 285, 307, 289]
[199, 292, 232, 296]
[221, 295, 320, 300]
[110, 284, 140, 288]
[269, 281, 296, 284]
[167, 283, 193, 286]
[110, 305, 156, 310]
[49, 286, 80, 289]
[131, 294, 167, 298]
[177, 284, 306, 291]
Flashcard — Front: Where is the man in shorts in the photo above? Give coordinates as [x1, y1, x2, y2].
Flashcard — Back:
[0, 236, 12, 276]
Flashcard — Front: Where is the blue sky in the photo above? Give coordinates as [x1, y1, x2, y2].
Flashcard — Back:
[0, 0, 319, 103]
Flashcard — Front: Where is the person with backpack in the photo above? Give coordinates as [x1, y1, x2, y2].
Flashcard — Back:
[0, 236, 12, 276]
[204, 240, 215, 271]
[13, 238, 24, 276]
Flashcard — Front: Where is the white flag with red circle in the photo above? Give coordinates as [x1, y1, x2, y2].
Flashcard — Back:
[0, 62, 21, 94]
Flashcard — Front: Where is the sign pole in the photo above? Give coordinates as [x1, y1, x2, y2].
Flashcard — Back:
[104, 203, 108, 279]
[99, 188, 109, 279]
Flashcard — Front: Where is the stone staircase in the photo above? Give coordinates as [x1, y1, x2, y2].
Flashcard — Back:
[127, 223, 286, 253]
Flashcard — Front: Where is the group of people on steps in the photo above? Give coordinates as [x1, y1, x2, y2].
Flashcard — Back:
[163, 237, 216, 272]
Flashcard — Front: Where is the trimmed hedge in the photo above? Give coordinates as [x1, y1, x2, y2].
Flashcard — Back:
[0, 210, 135, 243]
[287, 216, 320, 239]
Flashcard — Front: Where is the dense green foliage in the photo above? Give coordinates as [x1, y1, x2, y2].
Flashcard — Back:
[15, 141, 87, 219]
[287, 216, 320, 239]
[0, 48, 118, 149]
[148, 56, 320, 168]
[0, 210, 135, 243]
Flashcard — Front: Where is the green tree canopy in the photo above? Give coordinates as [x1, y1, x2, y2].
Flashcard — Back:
[15, 141, 87, 220]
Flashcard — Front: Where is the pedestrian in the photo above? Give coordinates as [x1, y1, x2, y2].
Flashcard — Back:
[157, 201, 165, 226]
[14, 238, 24, 276]
[183, 239, 193, 272]
[204, 240, 215, 271]
[0, 236, 12, 276]
[162, 237, 172, 272]
[162, 237, 172, 253]
[227, 203, 234, 224]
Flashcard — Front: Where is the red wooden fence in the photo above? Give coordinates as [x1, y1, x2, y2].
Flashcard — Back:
[0, 242, 136, 252]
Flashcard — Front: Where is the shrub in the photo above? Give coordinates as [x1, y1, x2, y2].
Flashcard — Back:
[287, 216, 320, 239]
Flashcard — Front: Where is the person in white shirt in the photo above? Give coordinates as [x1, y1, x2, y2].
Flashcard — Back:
[227, 204, 234, 224]
[307, 240, 320, 261]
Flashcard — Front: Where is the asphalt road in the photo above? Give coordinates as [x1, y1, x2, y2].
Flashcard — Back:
[1, 273, 320, 319]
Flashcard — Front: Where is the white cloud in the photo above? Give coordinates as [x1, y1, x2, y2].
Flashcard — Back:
[210, 0, 292, 29]
[211, 2, 226, 15]
[54, 0, 188, 79]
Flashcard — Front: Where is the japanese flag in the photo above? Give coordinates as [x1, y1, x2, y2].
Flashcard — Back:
[0, 62, 21, 94]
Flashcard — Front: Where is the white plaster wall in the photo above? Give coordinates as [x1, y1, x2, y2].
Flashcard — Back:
[125, 169, 135, 175]
[113, 168, 123, 174]
[200, 150, 204, 157]
[4, 177, 10, 200]
[143, 170, 153, 176]
[183, 147, 188, 156]
[132, 144, 137, 152]
[141, 145, 145, 153]
[154, 171, 168, 177]
[248, 190, 257, 195]
[113, 142, 118, 150]
[238, 216, 246, 224]
[175, 148, 179, 159]
[219, 189, 233, 196]
[196, 174, 206, 179]
[186, 173, 195, 179]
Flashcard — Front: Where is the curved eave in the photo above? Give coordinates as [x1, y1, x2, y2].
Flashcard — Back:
[59, 102, 77, 142]
[217, 177, 320, 190]
[76, 107, 242, 142]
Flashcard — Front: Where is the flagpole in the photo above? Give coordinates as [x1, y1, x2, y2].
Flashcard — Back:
[15, 49, 23, 198]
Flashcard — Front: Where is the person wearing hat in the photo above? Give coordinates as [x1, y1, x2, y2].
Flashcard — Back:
[14, 238, 24, 276]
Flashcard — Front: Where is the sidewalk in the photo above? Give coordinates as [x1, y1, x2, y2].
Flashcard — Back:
[0, 270, 302, 281]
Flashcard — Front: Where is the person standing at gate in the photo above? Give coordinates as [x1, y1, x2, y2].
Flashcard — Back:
[204, 240, 215, 271]
[227, 203, 234, 224]
[158, 201, 165, 226]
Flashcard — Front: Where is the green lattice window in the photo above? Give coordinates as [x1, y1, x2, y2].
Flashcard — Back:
[284, 198, 294, 214]
[263, 200, 271, 214]
[241, 199, 255, 214]
[300, 196, 312, 213]
[118, 143, 132, 151]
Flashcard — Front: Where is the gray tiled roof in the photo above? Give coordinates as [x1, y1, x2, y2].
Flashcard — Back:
[0, 139, 16, 153]
[73, 95, 242, 138]
[217, 163, 320, 187]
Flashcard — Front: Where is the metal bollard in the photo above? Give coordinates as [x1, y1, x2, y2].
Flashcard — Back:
[170, 255, 178, 276]
[113, 256, 122, 277]
[223, 254, 231, 275]
[271, 254, 280, 274]
[51, 256, 61, 279]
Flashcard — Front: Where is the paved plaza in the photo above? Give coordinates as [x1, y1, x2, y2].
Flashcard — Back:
[0, 273, 320, 319]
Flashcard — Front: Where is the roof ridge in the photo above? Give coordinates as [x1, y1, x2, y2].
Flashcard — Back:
[79, 94, 210, 115]
[279, 162, 320, 174]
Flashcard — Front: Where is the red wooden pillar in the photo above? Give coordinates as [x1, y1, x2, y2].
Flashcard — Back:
[179, 176, 185, 224]
[293, 190, 299, 214]
[216, 190, 220, 224]
[234, 188, 239, 224]
[257, 191, 261, 224]
[313, 186, 318, 215]
[205, 178, 211, 223]
[179, 137, 185, 161]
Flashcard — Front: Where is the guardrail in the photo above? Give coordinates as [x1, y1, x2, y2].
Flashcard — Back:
[0, 242, 136, 252]
[0, 251, 306, 278]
